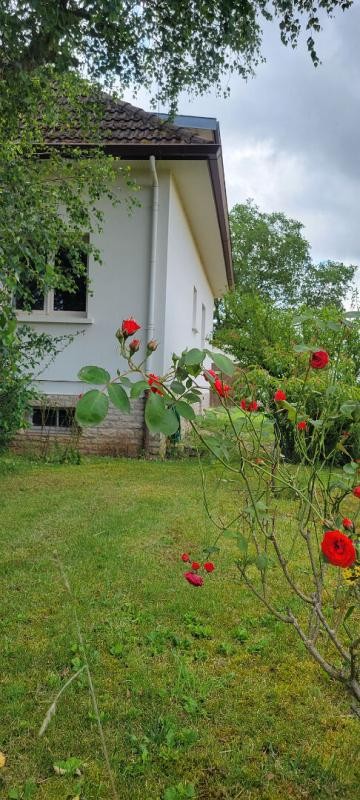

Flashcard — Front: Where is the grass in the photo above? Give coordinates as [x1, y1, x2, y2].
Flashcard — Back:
[1, 455, 360, 800]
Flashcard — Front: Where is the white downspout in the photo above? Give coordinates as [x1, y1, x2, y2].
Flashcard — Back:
[146, 155, 159, 370]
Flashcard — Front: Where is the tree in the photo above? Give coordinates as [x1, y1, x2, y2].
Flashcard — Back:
[301, 260, 357, 308]
[0, 1, 354, 109]
[230, 200, 312, 306]
[229, 200, 357, 308]
[213, 291, 295, 376]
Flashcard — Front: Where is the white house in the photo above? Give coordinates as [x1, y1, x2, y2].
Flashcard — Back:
[14, 98, 233, 456]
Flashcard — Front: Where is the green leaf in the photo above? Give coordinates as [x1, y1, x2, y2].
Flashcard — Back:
[293, 343, 312, 353]
[186, 391, 203, 403]
[236, 534, 248, 553]
[171, 380, 186, 395]
[78, 365, 110, 384]
[183, 348, 205, 366]
[175, 401, 195, 420]
[343, 462, 358, 475]
[281, 400, 297, 422]
[344, 605, 356, 622]
[118, 375, 132, 387]
[340, 402, 359, 416]
[254, 553, 268, 571]
[329, 480, 349, 491]
[326, 321, 342, 331]
[145, 393, 179, 436]
[108, 383, 130, 413]
[75, 390, 109, 426]
[207, 351, 235, 376]
[130, 379, 149, 398]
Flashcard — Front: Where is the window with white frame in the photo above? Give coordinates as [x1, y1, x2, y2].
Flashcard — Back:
[192, 286, 198, 332]
[15, 244, 88, 317]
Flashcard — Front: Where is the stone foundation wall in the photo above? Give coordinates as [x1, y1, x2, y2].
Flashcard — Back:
[11, 394, 147, 458]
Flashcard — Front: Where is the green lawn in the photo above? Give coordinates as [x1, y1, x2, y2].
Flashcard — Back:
[1, 456, 359, 800]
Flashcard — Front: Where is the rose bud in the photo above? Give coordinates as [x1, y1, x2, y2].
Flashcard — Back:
[129, 338, 140, 354]
[204, 369, 217, 382]
[146, 339, 158, 354]
[353, 486, 360, 499]
[204, 562, 215, 573]
[191, 561, 200, 571]
[342, 518, 353, 531]
[181, 553, 190, 562]
[122, 318, 141, 338]
[297, 421, 308, 431]
[115, 327, 124, 342]
[274, 389, 286, 402]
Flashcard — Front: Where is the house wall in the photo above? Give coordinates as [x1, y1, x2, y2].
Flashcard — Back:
[163, 176, 214, 408]
[13, 167, 217, 456]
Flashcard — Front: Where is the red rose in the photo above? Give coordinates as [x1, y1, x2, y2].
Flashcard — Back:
[122, 318, 141, 337]
[353, 486, 360, 499]
[297, 421, 307, 431]
[342, 518, 353, 531]
[204, 369, 217, 382]
[191, 561, 200, 570]
[274, 389, 286, 402]
[310, 350, 329, 369]
[148, 373, 164, 395]
[129, 338, 140, 354]
[213, 378, 231, 398]
[240, 399, 258, 412]
[204, 562, 215, 572]
[321, 530, 356, 568]
[181, 553, 190, 562]
[184, 571, 204, 587]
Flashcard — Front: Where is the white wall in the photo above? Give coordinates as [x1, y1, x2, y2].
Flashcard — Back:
[27, 168, 166, 394]
[163, 176, 214, 382]
[21, 167, 216, 399]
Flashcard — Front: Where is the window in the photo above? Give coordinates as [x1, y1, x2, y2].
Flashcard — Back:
[201, 303, 206, 347]
[32, 407, 75, 429]
[15, 244, 88, 317]
[192, 286, 198, 332]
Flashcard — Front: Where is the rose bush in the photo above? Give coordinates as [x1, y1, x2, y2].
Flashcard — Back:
[76, 311, 360, 707]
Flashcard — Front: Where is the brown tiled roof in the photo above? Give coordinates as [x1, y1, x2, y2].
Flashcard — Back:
[45, 96, 213, 146]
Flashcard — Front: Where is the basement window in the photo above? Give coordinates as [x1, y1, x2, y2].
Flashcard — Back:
[32, 407, 76, 429]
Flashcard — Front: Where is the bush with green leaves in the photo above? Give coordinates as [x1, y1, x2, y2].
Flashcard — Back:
[0, 322, 72, 449]
[75, 310, 360, 712]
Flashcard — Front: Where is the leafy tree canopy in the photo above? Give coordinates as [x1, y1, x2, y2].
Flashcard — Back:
[213, 291, 360, 381]
[229, 200, 357, 308]
[0, 1, 354, 108]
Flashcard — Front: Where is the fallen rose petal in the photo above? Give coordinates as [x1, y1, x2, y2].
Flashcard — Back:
[184, 571, 204, 586]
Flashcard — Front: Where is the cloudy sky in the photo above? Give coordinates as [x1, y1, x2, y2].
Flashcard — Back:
[123, 3, 360, 274]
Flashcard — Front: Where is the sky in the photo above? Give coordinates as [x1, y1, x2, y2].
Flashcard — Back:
[123, 3, 360, 274]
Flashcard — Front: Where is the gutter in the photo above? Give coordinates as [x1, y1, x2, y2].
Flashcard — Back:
[145, 155, 159, 370]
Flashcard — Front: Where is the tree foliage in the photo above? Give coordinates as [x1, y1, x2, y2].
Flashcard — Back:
[0, 1, 354, 108]
[229, 200, 357, 308]
[214, 292, 360, 381]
